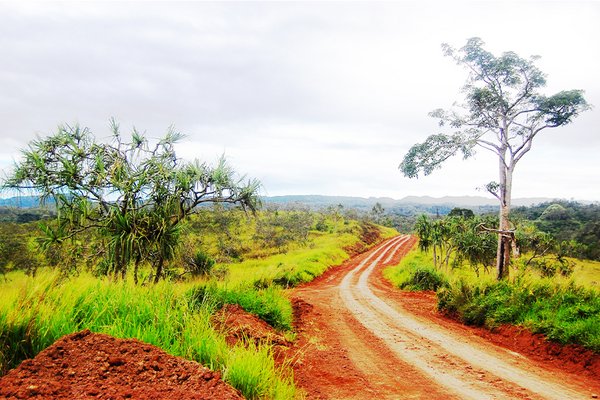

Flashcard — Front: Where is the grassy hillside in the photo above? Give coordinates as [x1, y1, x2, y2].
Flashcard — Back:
[0, 210, 395, 399]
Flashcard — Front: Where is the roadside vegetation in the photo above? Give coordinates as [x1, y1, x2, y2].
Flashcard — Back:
[0, 206, 392, 398]
[0, 123, 395, 398]
[385, 209, 600, 353]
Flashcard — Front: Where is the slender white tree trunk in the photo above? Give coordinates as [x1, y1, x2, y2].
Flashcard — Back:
[496, 157, 513, 280]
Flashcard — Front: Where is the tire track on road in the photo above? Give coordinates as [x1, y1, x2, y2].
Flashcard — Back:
[340, 235, 589, 400]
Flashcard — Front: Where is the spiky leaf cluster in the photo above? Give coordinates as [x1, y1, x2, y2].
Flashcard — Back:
[4, 121, 260, 281]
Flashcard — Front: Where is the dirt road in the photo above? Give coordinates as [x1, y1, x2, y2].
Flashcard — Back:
[291, 235, 600, 399]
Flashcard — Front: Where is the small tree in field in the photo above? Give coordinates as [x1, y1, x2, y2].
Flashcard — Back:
[400, 38, 590, 280]
[4, 121, 260, 282]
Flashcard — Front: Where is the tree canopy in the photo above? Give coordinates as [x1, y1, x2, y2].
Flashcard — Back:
[400, 37, 589, 183]
[3, 121, 260, 282]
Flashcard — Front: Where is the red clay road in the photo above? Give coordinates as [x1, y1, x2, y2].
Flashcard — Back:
[291, 235, 600, 399]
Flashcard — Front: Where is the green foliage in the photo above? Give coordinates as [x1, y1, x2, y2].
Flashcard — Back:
[401, 267, 448, 291]
[513, 201, 600, 261]
[0, 222, 41, 276]
[186, 250, 216, 277]
[437, 277, 600, 351]
[384, 250, 448, 291]
[3, 122, 260, 282]
[412, 213, 497, 273]
[448, 207, 474, 218]
[253, 207, 313, 252]
[0, 271, 295, 399]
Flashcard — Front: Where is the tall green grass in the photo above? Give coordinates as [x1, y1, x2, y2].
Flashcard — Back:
[384, 250, 449, 291]
[385, 248, 600, 352]
[187, 283, 293, 330]
[0, 270, 296, 399]
[437, 277, 600, 351]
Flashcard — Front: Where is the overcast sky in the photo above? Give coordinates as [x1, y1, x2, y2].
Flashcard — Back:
[1, 1, 599, 201]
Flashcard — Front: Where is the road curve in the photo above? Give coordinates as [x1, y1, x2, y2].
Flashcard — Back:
[338, 235, 592, 400]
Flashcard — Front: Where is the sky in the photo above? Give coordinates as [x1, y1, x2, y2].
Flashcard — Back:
[0, 1, 599, 201]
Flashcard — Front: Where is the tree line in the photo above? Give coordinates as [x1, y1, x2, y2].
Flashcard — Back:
[413, 207, 589, 278]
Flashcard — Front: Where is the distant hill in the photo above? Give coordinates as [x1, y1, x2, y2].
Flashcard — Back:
[398, 195, 568, 207]
[0, 194, 587, 216]
[262, 194, 569, 215]
[0, 195, 54, 208]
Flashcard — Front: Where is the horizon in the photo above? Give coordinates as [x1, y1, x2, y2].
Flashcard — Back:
[1, 192, 594, 205]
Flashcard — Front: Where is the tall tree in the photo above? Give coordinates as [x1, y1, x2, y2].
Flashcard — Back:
[3, 121, 260, 282]
[400, 38, 590, 279]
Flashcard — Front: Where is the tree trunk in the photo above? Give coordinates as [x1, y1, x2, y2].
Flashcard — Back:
[133, 253, 141, 285]
[496, 158, 513, 280]
[112, 243, 121, 279]
[154, 255, 164, 284]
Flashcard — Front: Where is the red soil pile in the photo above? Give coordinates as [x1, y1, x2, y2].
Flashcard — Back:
[212, 304, 289, 347]
[0, 329, 243, 400]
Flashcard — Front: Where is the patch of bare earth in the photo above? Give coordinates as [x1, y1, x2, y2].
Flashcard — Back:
[288, 235, 600, 399]
[0, 329, 243, 400]
[212, 304, 290, 347]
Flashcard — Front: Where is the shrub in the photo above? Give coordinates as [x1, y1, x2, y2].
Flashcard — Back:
[401, 266, 448, 291]
[436, 277, 600, 351]
[186, 250, 216, 277]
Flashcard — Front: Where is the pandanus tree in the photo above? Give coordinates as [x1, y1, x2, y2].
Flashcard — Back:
[414, 214, 459, 269]
[400, 38, 590, 279]
[3, 121, 260, 283]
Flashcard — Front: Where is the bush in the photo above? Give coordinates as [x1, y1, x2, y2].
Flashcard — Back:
[436, 277, 600, 351]
[401, 267, 448, 291]
[186, 250, 216, 276]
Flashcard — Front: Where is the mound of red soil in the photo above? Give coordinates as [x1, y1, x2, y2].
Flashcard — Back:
[212, 304, 290, 347]
[0, 330, 243, 400]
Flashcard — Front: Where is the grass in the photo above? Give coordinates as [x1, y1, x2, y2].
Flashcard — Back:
[385, 248, 600, 352]
[0, 216, 396, 398]
[225, 227, 365, 288]
[436, 277, 600, 351]
[0, 270, 296, 399]
[570, 258, 600, 290]
[187, 284, 293, 330]
[383, 250, 449, 291]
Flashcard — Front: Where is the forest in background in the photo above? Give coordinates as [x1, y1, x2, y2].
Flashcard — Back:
[1, 197, 599, 277]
